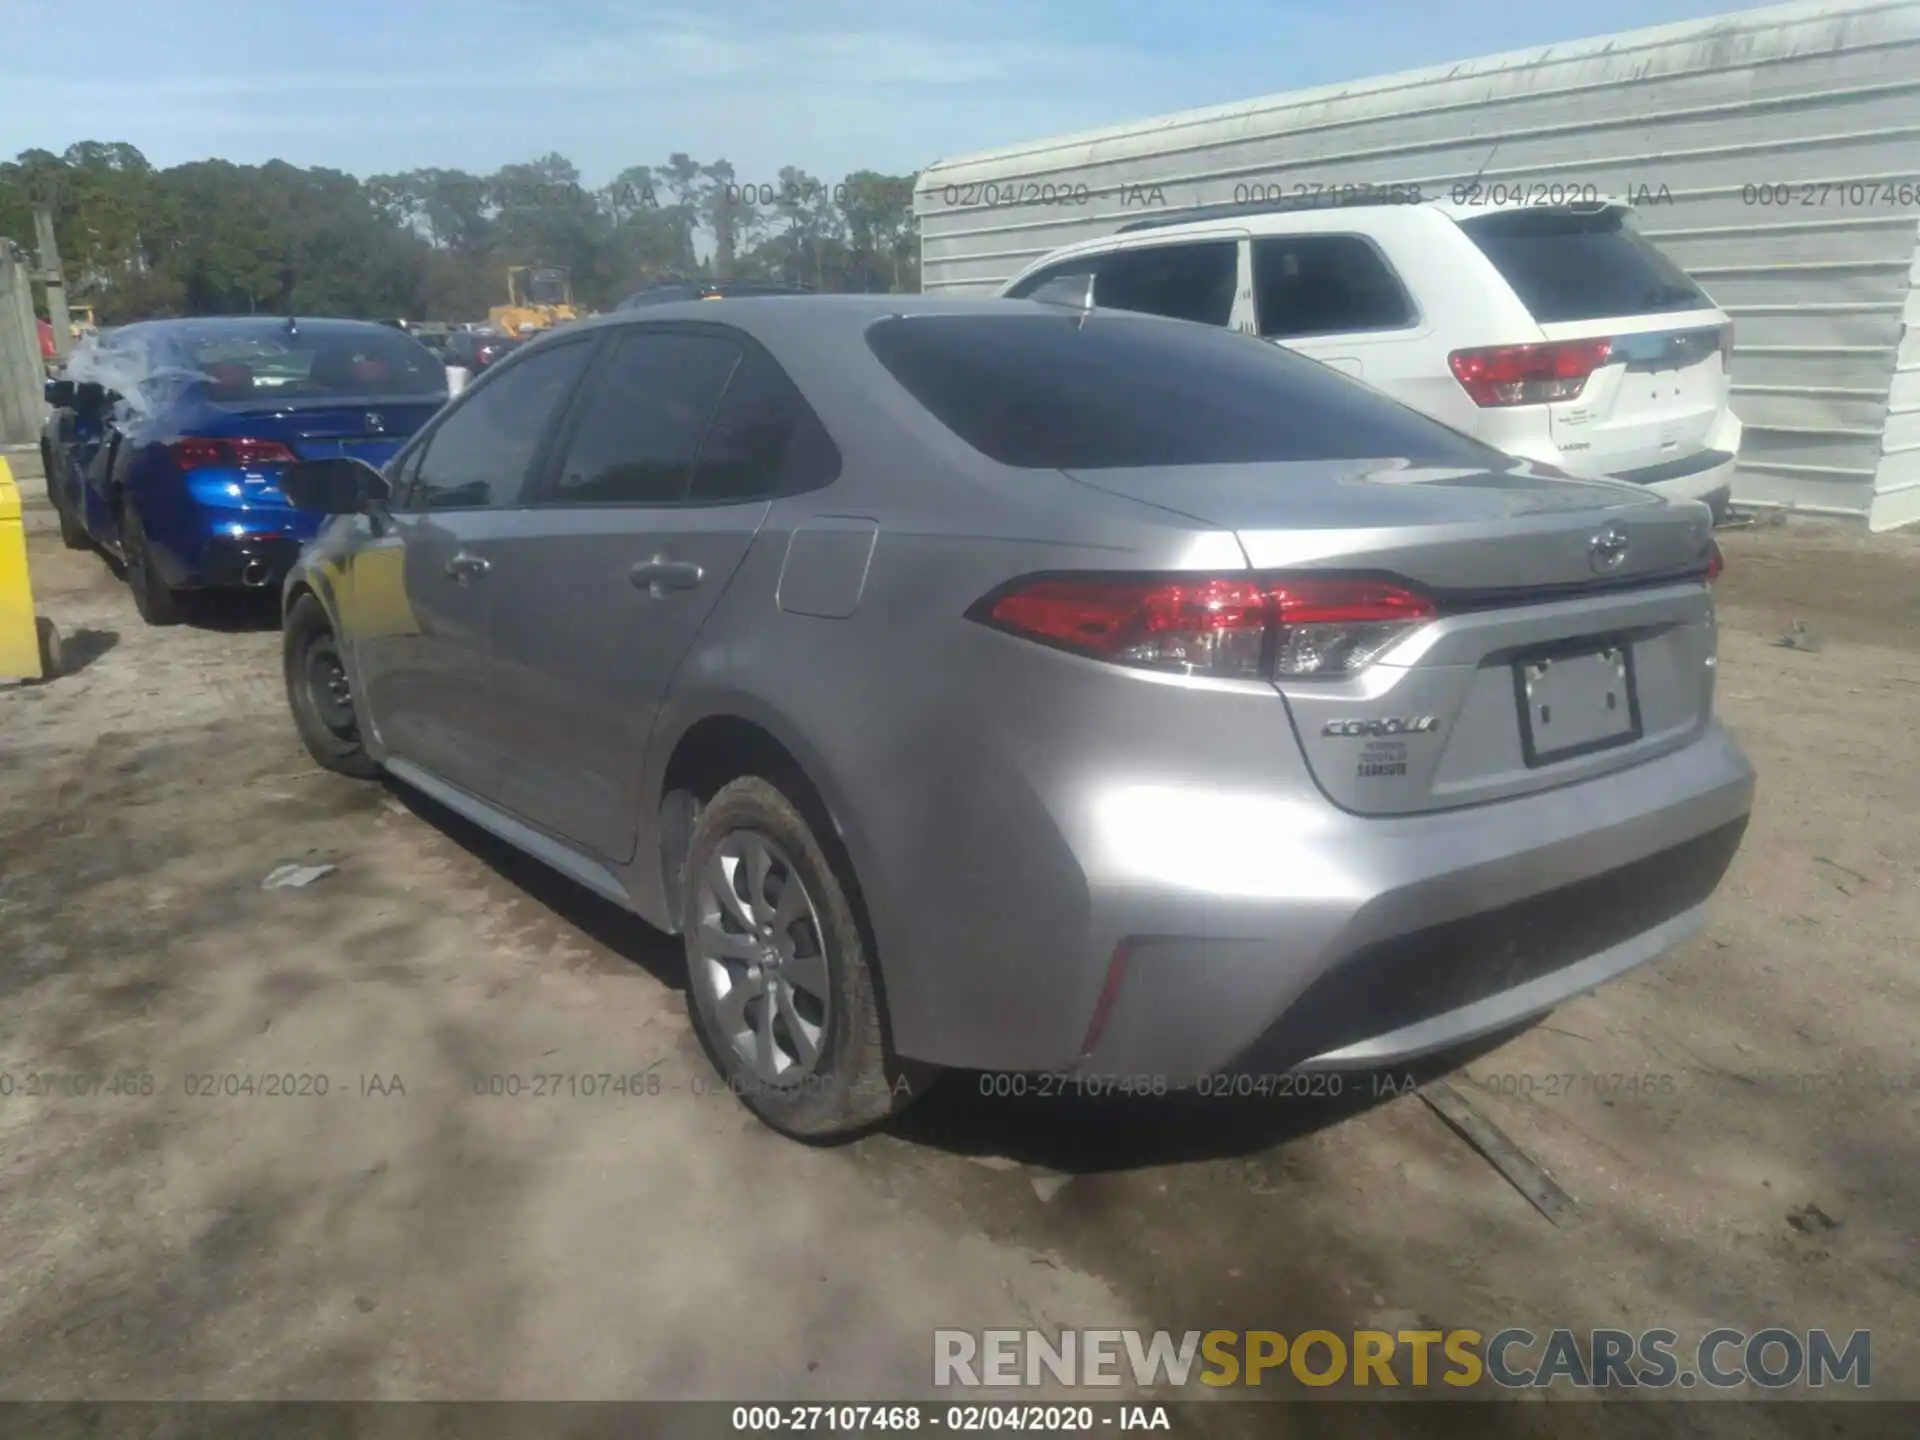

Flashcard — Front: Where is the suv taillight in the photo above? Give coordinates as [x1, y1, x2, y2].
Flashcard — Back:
[170, 437, 297, 470]
[1706, 539, 1724, 582]
[974, 574, 1437, 679]
[1448, 339, 1612, 407]
[1719, 322, 1736, 367]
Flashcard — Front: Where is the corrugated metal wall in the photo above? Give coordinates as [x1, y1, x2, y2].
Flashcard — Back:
[914, 0, 1920, 530]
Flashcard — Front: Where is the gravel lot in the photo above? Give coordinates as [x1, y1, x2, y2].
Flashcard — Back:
[2, 464, 1916, 1432]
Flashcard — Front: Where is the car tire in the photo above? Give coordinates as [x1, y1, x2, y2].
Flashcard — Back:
[55, 490, 89, 550]
[283, 593, 380, 780]
[118, 495, 182, 626]
[681, 776, 934, 1140]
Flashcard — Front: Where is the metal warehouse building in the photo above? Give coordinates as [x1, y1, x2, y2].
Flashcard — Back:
[915, 0, 1920, 530]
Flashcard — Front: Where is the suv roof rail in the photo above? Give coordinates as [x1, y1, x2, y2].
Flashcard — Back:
[1114, 191, 1429, 234]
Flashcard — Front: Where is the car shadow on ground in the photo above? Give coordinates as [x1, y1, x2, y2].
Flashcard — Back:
[179, 589, 282, 632]
[53, 626, 119, 675]
[889, 1027, 1526, 1175]
[376, 777, 687, 991]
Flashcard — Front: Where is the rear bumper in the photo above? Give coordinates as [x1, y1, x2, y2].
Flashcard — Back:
[187, 534, 306, 590]
[145, 503, 315, 591]
[886, 710, 1754, 1081]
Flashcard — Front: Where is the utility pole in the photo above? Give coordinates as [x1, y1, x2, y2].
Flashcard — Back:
[31, 206, 73, 366]
[0, 241, 45, 445]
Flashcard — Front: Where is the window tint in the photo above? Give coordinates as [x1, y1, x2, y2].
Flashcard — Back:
[1094, 242, 1238, 326]
[407, 339, 593, 510]
[1005, 263, 1096, 307]
[689, 345, 840, 503]
[866, 313, 1507, 471]
[1253, 236, 1415, 338]
[546, 332, 740, 505]
[1459, 209, 1711, 323]
[184, 324, 447, 400]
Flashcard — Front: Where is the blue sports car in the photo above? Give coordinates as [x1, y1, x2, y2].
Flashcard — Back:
[42, 316, 447, 624]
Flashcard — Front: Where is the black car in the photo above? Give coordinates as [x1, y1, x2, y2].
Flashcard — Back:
[444, 330, 522, 371]
[617, 279, 815, 309]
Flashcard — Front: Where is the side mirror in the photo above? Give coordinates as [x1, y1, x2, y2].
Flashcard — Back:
[45, 379, 77, 408]
[279, 457, 392, 515]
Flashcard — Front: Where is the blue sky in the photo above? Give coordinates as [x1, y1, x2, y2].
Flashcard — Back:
[4, 0, 1759, 185]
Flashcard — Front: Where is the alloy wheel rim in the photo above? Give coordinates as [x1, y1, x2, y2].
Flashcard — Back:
[691, 830, 830, 1087]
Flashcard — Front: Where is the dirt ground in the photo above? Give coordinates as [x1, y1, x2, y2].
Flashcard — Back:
[1, 462, 1916, 1431]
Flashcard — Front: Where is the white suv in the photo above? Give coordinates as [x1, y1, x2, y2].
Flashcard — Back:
[1000, 197, 1740, 516]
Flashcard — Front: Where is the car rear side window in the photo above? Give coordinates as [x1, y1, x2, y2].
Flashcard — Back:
[1458, 208, 1712, 323]
[406, 339, 594, 510]
[688, 343, 841, 503]
[1005, 262, 1097, 307]
[1253, 235, 1415, 338]
[1093, 242, 1239, 327]
[544, 331, 741, 506]
[866, 313, 1507, 470]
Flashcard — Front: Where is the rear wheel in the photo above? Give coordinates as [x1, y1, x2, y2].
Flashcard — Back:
[283, 593, 379, 779]
[56, 494, 89, 550]
[118, 495, 181, 626]
[45, 454, 88, 550]
[681, 776, 932, 1139]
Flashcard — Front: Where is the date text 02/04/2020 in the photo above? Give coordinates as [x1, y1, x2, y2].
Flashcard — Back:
[973, 1071, 1389, 1100]
[729, 1404, 1172, 1432]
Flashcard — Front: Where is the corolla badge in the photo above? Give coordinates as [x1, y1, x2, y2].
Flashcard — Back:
[1589, 525, 1631, 574]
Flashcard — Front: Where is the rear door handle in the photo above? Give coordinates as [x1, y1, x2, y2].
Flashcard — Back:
[445, 551, 490, 582]
[630, 555, 706, 598]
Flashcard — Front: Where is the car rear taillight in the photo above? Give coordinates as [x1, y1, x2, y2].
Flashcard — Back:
[170, 437, 298, 470]
[1719, 322, 1735, 367]
[1706, 539, 1724, 582]
[975, 574, 1437, 679]
[1448, 339, 1613, 407]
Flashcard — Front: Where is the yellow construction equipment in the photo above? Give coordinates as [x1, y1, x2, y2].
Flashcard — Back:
[0, 457, 62, 682]
[488, 265, 578, 335]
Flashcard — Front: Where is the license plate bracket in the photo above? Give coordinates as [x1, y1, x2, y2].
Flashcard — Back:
[1512, 640, 1641, 768]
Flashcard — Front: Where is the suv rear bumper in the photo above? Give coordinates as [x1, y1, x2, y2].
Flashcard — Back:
[1044, 724, 1754, 1084]
[1631, 449, 1736, 520]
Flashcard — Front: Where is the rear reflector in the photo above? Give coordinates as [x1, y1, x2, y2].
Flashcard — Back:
[975, 573, 1437, 679]
[170, 437, 298, 470]
[1448, 338, 1613, 407]
[1078, 940, 1133, 1060]
[1706, 539, 1724, 582]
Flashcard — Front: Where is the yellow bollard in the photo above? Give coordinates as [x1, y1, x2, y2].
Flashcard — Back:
[0, 456, 61, 682]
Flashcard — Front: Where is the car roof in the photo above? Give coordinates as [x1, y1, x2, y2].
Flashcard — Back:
[105, 315, 421, 347]
[556, 292, 1124, 343]
[1011, 194, 1635, 271]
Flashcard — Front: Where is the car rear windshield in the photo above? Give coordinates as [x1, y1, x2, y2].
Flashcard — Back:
[864, 313, 1510, 470]
[1457, 208, 1712, 324]
[183, 327, 447, 400]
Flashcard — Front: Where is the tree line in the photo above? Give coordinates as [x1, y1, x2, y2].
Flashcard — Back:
[0, 143, 923, 325]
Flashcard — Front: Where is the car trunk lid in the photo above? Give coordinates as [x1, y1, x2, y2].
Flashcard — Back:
[1063, 459, 1720, 815]
[1539, 313, 1731, 479]
[1453, 204, 1732, 481]
[204, 399, 441, 473]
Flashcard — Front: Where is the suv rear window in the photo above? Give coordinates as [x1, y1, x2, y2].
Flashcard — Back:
[866, 313, 1508, 471]
[1458, 208, 1712, 324]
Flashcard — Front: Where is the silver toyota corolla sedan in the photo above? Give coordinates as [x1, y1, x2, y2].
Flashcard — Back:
[276, 295, 1754, 1139]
